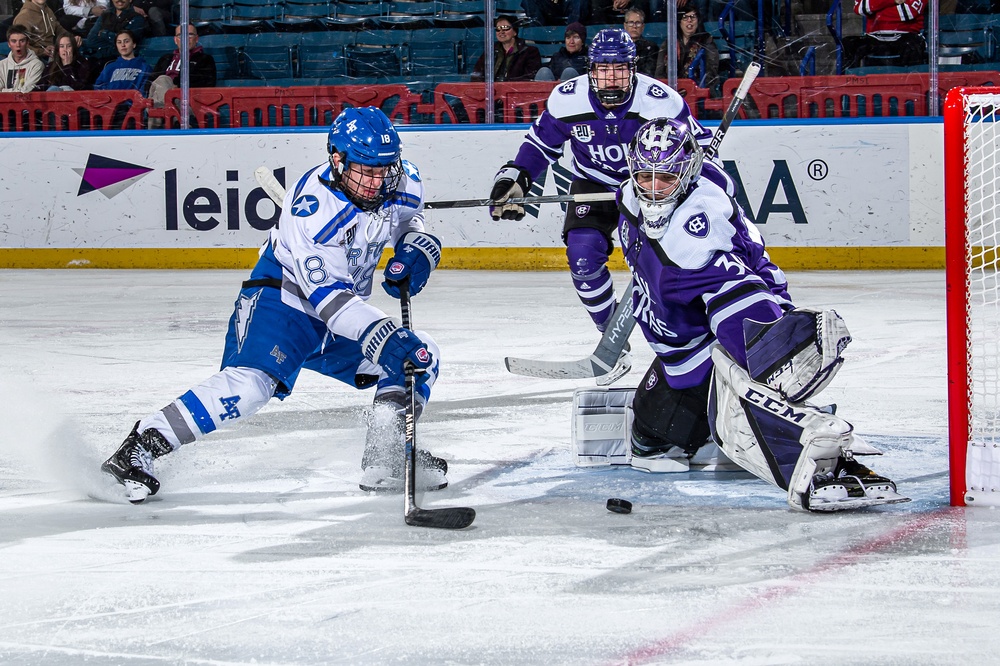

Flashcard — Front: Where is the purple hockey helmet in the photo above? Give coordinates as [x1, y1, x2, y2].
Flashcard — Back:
[587, 28, 637, 107]
[626, 118, 704, 236]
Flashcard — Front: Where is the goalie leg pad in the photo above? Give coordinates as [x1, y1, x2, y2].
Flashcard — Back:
[709, 346, 855, 511]
[744, 308, 851, 403]
[571, 387, 635, 467]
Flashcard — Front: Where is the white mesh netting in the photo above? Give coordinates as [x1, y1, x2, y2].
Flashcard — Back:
[964, 92, 1000, 503]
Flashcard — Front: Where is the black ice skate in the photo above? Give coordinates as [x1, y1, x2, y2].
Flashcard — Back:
[101, 422, 173, 504]
[360, 398, 448, 493]
[804, 454, 910, 512]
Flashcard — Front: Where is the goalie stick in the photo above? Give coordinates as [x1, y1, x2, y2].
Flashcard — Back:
[504, 62, 762, 380]
[253, 166, 614, 210]
[400, 280, 476, 530]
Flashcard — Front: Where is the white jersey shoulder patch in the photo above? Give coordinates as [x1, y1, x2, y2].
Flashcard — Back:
[546, 75, 594, 119]
[657, 181, 737, 271]
[631, 74, 686, 120]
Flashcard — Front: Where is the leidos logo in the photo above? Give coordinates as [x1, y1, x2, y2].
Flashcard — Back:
[74, 154, 153, 198]
[164, 167, 284, 231]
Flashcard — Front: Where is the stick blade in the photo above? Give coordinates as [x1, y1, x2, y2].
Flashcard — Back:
[504, 355, 600, 379]
[405, 507, 477, 530]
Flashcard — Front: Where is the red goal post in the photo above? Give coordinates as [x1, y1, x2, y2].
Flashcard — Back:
[944, 86, 1000, 507]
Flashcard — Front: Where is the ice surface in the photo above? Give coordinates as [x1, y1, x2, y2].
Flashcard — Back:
[1, 269, 997, 665]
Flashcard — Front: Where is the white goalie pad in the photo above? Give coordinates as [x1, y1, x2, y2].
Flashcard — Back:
[571, 388, 635, 467]
[744, 308, 852, 403]
[710, 345, 859, 512]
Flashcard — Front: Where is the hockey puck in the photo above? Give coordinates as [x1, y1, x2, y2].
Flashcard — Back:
[606, 498, 633, 514]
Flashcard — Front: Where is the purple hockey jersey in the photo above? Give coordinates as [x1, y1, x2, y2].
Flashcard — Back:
[511, 73, 732, 193]
[617, 178, 792, 389]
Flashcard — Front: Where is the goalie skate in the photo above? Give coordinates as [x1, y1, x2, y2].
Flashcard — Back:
[803, 455, 910, 512]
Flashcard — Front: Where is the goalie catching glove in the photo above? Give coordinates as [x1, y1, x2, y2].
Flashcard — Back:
[361, 318, 435, 390]
[382, 232, 441, 299]
[489, 163, 532, 221]
[744, 308, 851, 403]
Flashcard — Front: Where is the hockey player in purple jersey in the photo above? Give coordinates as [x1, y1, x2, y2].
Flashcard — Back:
[102, 107, 449, 503]
[489, 28, 733, 385]
[580, 117, 908, 512]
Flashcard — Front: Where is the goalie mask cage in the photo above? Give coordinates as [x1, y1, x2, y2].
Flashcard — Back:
[945, 87, 1000, 507]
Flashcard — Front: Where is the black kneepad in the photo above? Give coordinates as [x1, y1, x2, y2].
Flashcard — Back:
[631, 365, 712, 454]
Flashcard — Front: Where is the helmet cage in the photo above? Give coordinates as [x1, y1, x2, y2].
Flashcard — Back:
[627, 118, 703, 232]
[587, 29, 637, 107]
[326, 107, 403, 211]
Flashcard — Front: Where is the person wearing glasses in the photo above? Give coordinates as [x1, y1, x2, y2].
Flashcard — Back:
[655, 6, 719, 94]
[622, 7, 657, 76]
[470, 15, 542, 82]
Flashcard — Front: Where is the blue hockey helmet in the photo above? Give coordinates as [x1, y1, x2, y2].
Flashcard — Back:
[587, 28, 637, 107]
[626, 118, 703, 237]
[327, 107, 403, 210]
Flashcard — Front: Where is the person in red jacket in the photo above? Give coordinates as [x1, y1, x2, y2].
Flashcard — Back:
[470, 15, 542, 82]
[843, 0, 926, 69]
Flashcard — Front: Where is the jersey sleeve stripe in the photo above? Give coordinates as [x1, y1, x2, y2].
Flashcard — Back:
[313, 206, 357, 245]
[704, 277, 770, 312]
[392, 191, 421, 209]
[317, 290, 360, 323]
[307, 281, 354, 311]
[708, 290, 779, 335]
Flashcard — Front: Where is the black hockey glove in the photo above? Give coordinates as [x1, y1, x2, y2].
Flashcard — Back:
[361, 318, 435, 390]
[489, 163, 532, 221]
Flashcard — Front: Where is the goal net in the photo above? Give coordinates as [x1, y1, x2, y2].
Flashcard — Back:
[945, 87, 1000, 507]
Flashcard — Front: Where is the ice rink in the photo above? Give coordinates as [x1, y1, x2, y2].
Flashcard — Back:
[1, 268, 998, 665]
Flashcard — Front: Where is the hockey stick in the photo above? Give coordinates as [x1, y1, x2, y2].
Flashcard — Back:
[253, 166, 614, 210]
[400, 281, 476, 530]
[505, 282, 635, 380]
[503, 62, 761, 381]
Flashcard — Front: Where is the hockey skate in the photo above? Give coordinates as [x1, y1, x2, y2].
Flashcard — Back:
[359, 398, 448, 493]
[101, 422, 173, 504]
[802, 454, 910, 512]
[629, 432, 691, 473]
[596, 343, 632, 387]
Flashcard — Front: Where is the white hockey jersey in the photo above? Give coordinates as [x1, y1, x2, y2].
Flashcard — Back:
[264, 160, 426, 342]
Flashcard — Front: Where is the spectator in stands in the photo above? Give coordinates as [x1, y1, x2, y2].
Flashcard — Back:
[148, 23, 216, 107]
[623, 7, 657, 77]
[843, 0, 926, 69]
[42, 32, 90, 89]
[58, 0, 108, 37]
[130, 0, 170, 37]
[92, 28, 149, 91]
[471, 15, 542, 82]
[590, 0, 648, 28]
[521, 0, 582, 27]
[82, 0, 146, 65]
[14, 0, 76, 59]
[655, 6, 719, 93]
[536, 22, 587, 81]
[1, 24, 44, 91]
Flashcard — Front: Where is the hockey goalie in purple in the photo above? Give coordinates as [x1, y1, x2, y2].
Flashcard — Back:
[616, 117, 909, 512]
[102, 107, 449, 503]
[489, 28, 734, 384]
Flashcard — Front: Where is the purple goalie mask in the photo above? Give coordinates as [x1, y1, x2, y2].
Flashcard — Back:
[626, 118, 704, 236]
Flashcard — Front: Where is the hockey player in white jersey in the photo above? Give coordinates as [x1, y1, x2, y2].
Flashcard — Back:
[489, 28, 734, 385]
[103, 107, 448, 503]
[576, 117, 908, 512]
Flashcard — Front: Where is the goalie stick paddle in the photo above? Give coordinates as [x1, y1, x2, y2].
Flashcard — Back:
[502, 62, 761, 381]
[400, 281, 476, 530]
[504, 282, 636, 379]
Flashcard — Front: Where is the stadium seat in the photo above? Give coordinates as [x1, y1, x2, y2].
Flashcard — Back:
[382, 1, 438, 29]
[346, 43, 406, 78]
[297, 31, 354, 78]
[275, 0, 332, 31]
[138, 35, 177, 64]
[241, 32, 297, 81]
[409, 29, 463, 75]
[199, 33, 248, 81]
[326, 0, 384, 30]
